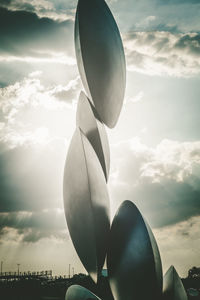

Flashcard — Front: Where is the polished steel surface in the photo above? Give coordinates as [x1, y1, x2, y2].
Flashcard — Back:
[77, 91, 110, 181]
[63, 128, 110, 283]
[65, 285, 101, 300]
[75, 0, 126, 128]
[163, 266, 188, 300]
[107, 200, 163, 300]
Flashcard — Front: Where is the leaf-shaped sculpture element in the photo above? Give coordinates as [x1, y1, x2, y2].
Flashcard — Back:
[77, 91, 110, 181]
[75, 0, 126, 128]
[65, 285, 101, 300]
[163, 266, 188, 300]
[107, 200, 162, 300]
[63, 128, 110, 283]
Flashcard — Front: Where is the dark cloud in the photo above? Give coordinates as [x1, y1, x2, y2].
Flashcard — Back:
[0, 6, 75, 87]
[110, 140, 200, 229]
[174, 33, 200, 56]
[0, 0, 11, 5]
[0, 7, 73, 57]
[0, 210, 67, 243]
[134, 179, 200, 228]
[0, 0, 75, 20]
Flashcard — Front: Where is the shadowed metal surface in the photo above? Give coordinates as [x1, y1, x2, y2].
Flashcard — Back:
[63, 128, 110, 283]
[163, 266, 188, 300]
[77, 91, 110, 181]
[75, 0, 126, 128]
[107, 200, 163, 300]
[65, 285, 101, 300]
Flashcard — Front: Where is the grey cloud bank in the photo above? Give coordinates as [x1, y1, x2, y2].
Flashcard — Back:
[109, 138, 200, 228]
[125, 31, 200, 77]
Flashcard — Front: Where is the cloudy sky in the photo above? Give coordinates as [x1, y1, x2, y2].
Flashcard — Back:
[0, 0, 200, 277]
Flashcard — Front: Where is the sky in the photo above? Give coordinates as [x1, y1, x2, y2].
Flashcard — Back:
[0, 0, 200, 278]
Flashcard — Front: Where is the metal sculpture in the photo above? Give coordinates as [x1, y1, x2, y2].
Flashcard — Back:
[76, 91, 110, 181]
[65, 285, 101, 300]
[107, 200, 162, 300]
[63, 0, 125, 284]
[75, 0, 126, 128]
[61, 0, 185, 300]
[63, 128, 110, 283]
[163, 266, 188, 300]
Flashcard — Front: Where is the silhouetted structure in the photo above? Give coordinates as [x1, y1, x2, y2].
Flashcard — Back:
[0, 270, 52, 281]
[163, 266, 187, 300]
[1, 267, 200, 300]
[107, 201, 162, 300]
[0, 272, 113, 300]
[64, 0, 164, 300]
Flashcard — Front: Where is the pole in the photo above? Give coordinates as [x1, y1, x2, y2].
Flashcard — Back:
[17, 264, 20, 276]
[68, 264, 71, 278]
[1, 261, 3, 275]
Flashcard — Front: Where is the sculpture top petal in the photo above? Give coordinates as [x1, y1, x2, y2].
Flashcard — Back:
[65, 285, 101, 300]
[77, 91, 110, 181]
[63, 128, 110, 283]
[107, 200, 163, 300]
[163, 266, 188, 300]
[75, 0, 126, 128]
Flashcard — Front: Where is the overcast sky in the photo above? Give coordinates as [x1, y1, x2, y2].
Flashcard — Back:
[0, 0, 200, 278]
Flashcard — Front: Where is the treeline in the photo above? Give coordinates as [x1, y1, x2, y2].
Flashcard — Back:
[0, 273, 113, 300]
[1, 268, 200, 300]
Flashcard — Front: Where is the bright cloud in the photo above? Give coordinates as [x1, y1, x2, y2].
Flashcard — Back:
[124, 31, 200, 77]
[0, 75, 79, 148]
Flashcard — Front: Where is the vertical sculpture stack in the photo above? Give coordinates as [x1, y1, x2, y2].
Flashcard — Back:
[63, 0, 188, 299]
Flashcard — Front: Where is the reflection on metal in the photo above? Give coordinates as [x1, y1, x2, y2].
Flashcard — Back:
[63, 128, 110, 283]
[163, 266, 188, 300]
[77, 91, 110, 181]
[65, 285, 101, 300]
[75, 0, 126, 128]
[107, 200, 163, 300]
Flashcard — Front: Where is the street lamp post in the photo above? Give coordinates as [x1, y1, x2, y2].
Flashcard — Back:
[1, 261, 3, 275]
[17, 264, 20, 276]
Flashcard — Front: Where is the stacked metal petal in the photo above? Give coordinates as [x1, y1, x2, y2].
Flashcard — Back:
[63, 0, 125, 284]
[63, 1, 187, 300]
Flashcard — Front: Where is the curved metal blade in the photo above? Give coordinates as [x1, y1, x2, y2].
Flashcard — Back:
[65, 285, 101, 300]
[77, 91, 110, 181]
[75, 0, 126, 128]
[163, 266, 188, 300]
[107, 200, 163, 300]
[63, 128, 110, 283]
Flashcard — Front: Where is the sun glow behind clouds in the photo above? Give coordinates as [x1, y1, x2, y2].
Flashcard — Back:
[0, 74, 80, 149]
